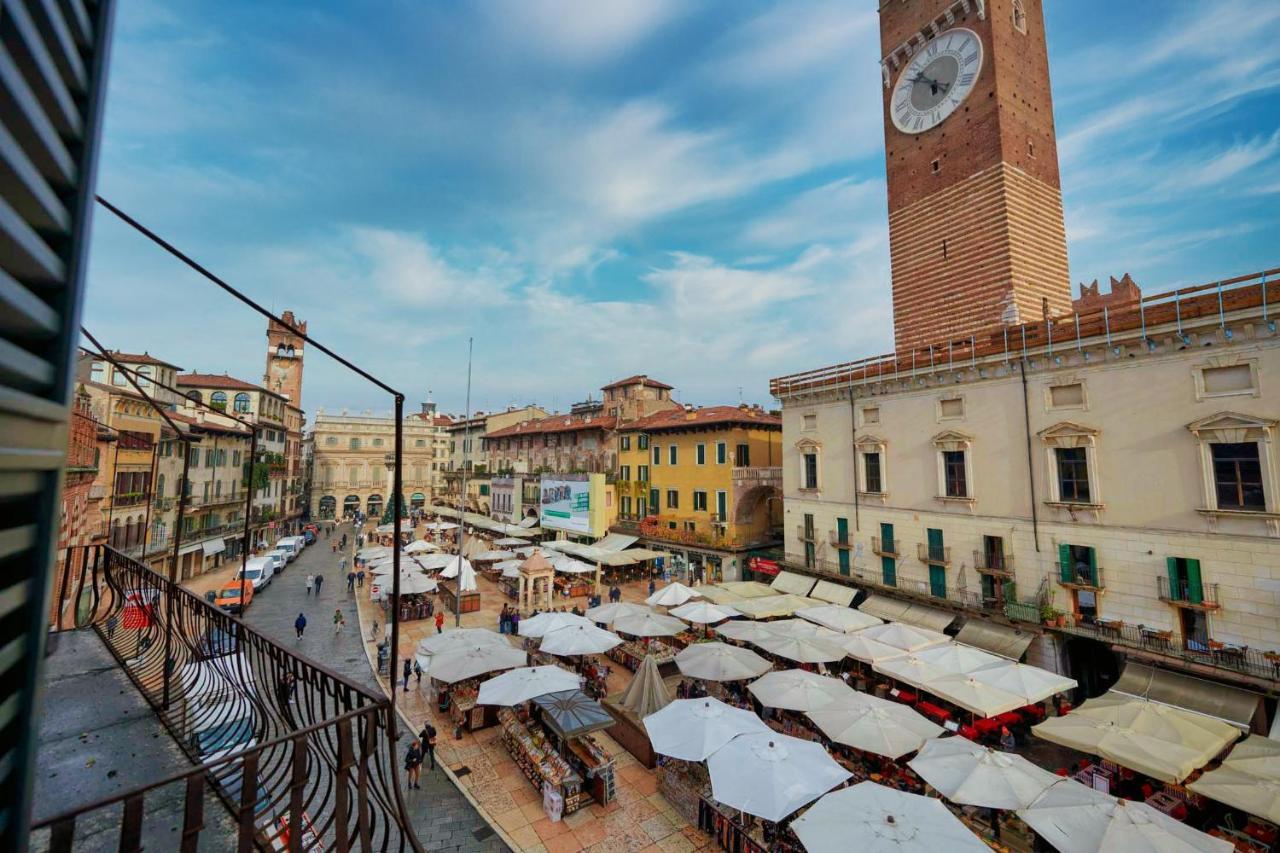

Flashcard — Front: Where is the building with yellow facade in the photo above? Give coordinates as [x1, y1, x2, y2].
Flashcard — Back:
[613, 404, 782, 582]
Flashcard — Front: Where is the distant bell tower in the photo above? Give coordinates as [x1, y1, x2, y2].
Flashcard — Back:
[879, 0, 1071, 351]
[265, 310, 305, 407]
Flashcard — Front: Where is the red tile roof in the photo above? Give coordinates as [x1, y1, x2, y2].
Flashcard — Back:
[104, 350, 182, 370]
[169, 411, 252, 436]
[484, 413, 618, 439]
[619, 405, 781, 433]
[601, 374, 673, 391]
[177, 373, 285, 400]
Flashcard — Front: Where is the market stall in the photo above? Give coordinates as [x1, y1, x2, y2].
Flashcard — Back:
[370, 571, 437, 622]
[607, 638, 679, 675]
[437, 556, 481, 614]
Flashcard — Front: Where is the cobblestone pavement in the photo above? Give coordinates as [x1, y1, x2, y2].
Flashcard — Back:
[186, 523, 506, 852]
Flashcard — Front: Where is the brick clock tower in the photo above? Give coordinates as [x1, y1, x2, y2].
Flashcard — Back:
[265, 310, 305, 407]
[879, 0, 1071, 351]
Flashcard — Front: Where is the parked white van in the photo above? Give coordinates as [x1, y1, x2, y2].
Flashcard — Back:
[235, 557, 274, 591]
[274, 540, 300, 562]
[277, 536, 306, 558]
[261, 551, 287, 576]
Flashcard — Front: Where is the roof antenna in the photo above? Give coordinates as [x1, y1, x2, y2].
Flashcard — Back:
[738, 386, 743, 405]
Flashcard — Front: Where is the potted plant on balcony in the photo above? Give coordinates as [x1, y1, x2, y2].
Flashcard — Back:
[1040, 604, 1064, 627]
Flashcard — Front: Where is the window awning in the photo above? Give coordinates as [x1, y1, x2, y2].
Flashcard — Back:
[858, 595, 956, 633]
[770, 571, 817, 597]
[954, 619, 1035, 661]
[202, 538, 226, 557]
[594, 533, 638, 552]
[1112, 661, 1263, 731]
[809, 579, 856, 607]
[178, 541, 204, 556]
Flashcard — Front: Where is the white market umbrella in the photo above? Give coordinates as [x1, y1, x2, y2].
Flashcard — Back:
[417, 628, 511, 658]
[477, 665, 582, 706]
[860, 622, 952, 653]
[375, 523, 395, 533]
[513, 546, 536, 557]
[1189, 735, 1280, 823]
[494, 537, 526, 546]
[551, 555, 596, 574]
[874, 654, 955, 692]
[912, 643, 1007, 675]
[356, 546, 390, 559]
[387, 573, 437, 595]
[518, 611, 592, 638]
[473, 549, 515, 562]
[404, 539, 439, 554]
[426, 521, 458, 532]
[669, 601, 740, 624]
[715, 619, 778, 644]
[841, 633, 911, 664]
[613, 610, 687, 638]
[970, 662, 1077, 704]
[414, 553, 457, 571]
[926, 673, 1026, 718]
[437, 555, 473, 579]
[1017, 778, 1231, 853]
[584, 601, 650, 624]
[646, 582, 701, 608]
[675, 642, 773, 682]
[707, 732, 851, 823]
[643, 697, 769, 762]
[496, 560, 522, 578]
[796, 604, 884, 634]
[807, 692, 943, 760]
[792, 781, 989, 853]
[758, 618, 842, 640]
[425, 644, 528, 684]
[753, 632, 847, 664]
[537, 622, 622, 656]
[907, 736, 1059, 810]
[748, 669, 854, 712]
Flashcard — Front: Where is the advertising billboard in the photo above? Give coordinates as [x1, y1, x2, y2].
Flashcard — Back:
[540, 478, 591, 534]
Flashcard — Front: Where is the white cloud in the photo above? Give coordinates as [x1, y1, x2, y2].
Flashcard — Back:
[481, 0, 681, 65]
[743, 177, 885, 248]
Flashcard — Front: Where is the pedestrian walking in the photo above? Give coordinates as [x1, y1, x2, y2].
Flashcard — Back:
[294, 613, 307, 639]
[357, 569, 365, 588]
[404, 740, 423, 790]
[305, 574, 314, 595]
[414, 658, 423, 684]
[333, 609, 345, 634]
[347, 571, 356, 591]
[418, 723, 438, 770]
[314, 574, 324, 595]
[332, 541, 337, 554]
[402, 658, 412, 691]
[340, 557, 348, 573]
[106, 613, 118, 640]
[434, 611, 445, 634]
[648, 578, 656, 597]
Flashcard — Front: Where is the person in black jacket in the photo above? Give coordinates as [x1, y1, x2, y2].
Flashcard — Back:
[418, 723, 437, 770]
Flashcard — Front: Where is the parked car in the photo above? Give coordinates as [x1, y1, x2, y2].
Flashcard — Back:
[273, 540, 300, 562]
[266, 548, 290, 571]
[302, 529, 316, 545]
[278, 535, 306, 554]
[214, 581, 254, 613]
[235, 557, 274, 592]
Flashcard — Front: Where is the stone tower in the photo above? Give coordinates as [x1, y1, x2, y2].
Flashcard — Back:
[265, 310, 305, 407]
[879, 0, 1071, 351]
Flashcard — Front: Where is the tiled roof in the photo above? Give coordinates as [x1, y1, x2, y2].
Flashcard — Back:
[601, 374, 673, 391]
[177, 373, 285, 400]
[169, 411, 252, 436]
[619, 405, 781, 433]
[484, 413, 618, 439]
[104, 350, 182, 370]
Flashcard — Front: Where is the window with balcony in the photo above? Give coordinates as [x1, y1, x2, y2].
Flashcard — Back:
[1058, 543, 1100, 622]
[621, 495, 632, 517]
[620, 465, 630, 481]
[803, 513, 815, 568]
[943, 451, 967, 498]
[649, 488, 659, 512]
[666, 489, 679, 509]
[693, 490, 708, 511]
[638, 465, 648, 482]
[1212, 442, 1264, 510]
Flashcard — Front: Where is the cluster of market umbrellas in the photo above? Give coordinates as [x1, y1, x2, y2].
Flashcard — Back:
[413, 629, 525, 684]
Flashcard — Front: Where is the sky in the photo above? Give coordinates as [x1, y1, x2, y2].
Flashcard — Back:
[83, 0, 1280, 418]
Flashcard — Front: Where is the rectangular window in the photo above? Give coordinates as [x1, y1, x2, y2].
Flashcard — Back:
[668, 445, 677, 465]
[652, 445, 660, 465]
[1211, 442, 1265, 510]
[939, 398, 964, 419]
[803, 414, 816, 430]
[1055, 447, 1091, 503]
[1201, 364, 1254, 396]
[666, 489, 679, 509]
[716, 490, 727, 521]
[638, 465, 649, 482]
[638, 434, 649, 450]
[620, 435, 631, 451]
[619, 465, 631, 481]
[621, 496, 631, 517]
[648, 489, 658, 513]
[861, 406, 880, 425]
[736, 444, 750, 467]
[803, 453, 818, 490]
[864, 452, 882, 493]
[693, 490, 707, 511]
[716, 442, 726, 464]
[696, 443, 706, 465]
[943, 450, 967, 498]
[204, 449, 214, 467]
[1049, 383, 1085, 409]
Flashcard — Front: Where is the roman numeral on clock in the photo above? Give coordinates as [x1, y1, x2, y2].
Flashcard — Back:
[959, 72, 975, 87]
[963, 52, 978, 67]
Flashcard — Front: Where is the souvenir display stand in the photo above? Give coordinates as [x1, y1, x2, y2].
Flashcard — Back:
[439, 580, 481, 614]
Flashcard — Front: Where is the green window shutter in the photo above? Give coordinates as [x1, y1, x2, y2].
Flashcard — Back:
[1186, 559, 1203, 604]
[1058, 544, 1071, 583]
[1166, 557, 1180, 599]
[1087, 547, 1098, 586]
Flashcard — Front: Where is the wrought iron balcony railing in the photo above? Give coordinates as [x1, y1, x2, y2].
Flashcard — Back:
[1156, 576, 1221, 609]
[973, 550, 1014, 577]
[796, 525, 816, 542]
[917, 543, 950, 566]
[871, 536, 899, 558]
[828, 530, 852, 549]
[1056, 562, 1104, 590]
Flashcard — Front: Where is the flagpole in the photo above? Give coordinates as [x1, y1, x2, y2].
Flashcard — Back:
[454, 336, 473, 627]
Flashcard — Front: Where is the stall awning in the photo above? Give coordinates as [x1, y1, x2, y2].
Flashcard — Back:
[954, 620, 1035, 661]
[809, 580, 856, 607]
[717, 581, 779, 599]
[697, 585, 745, 605]
[859, 595, 956, 633]
[1112, 662, 1262, 731]
[202, 538, 226, 557]
[732, 594, 815, 620]
[594, 533, 638, 552]
[178, 541, 204, 556]
[770, 571, 817, 597]
[532, 689, 615, 739]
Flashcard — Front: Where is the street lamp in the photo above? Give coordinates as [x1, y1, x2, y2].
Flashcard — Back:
[383, 453, 395, 527]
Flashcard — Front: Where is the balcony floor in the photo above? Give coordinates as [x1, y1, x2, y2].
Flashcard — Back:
[34, 629, 234, 847]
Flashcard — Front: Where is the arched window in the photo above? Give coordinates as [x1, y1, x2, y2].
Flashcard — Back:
[276, 344, 286, 357]
[186, 390, 202, 404]
[233, 392, 251, 413]
[1012, 0, 1028, 33]
[136, 365, 153, 388]
[210, 391, 228, 411]
[286, 346, 295, 357]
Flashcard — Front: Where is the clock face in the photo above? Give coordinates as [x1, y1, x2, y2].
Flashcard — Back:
[890, 28, 983, 135]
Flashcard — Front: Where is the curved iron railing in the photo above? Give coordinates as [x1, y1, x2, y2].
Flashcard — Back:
[40, 545, 423, 851]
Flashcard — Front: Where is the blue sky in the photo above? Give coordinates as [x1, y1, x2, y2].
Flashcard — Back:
[83, 0, 1280, 417]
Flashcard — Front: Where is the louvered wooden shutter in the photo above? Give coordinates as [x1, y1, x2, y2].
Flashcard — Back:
[0, 0, 116, 845]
